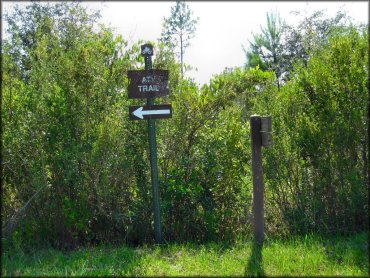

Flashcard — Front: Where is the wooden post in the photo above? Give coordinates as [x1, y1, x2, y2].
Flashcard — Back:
[250, 115, 264, 243]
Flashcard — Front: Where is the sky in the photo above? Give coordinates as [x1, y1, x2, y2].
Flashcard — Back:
[2, 1, 369, 85]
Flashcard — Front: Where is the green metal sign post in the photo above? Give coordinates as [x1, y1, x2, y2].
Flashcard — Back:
[127, 44, 171, 244]
[142, 44, 162, 244]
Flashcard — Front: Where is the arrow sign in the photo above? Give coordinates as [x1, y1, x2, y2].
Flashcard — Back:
[129, 104, 172, 120]
[133, 107, 170, 119]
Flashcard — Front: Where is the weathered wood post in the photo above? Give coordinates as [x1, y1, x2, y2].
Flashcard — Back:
[250, 115, 272, 243]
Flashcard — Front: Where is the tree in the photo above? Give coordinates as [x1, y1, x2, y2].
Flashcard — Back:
[243, 12, 284, 89]
[281, 9, 350, 72]
[4, 2, 101, 82]
[2, 2, 136, 247]
[244, 10, 351, 86]
[160, 0, 199, 78]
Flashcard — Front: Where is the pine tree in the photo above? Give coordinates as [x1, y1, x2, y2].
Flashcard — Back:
[243, 12, 284, 89]
[160, 0, 199, 78]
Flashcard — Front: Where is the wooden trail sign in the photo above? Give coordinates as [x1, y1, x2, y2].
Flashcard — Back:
[127, 70, 169, 99]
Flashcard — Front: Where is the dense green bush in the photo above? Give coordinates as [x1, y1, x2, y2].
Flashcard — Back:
[261, 27, 368, 235]
[2, 3, 368, 249]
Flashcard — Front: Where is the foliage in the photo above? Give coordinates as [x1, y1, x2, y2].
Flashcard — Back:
[244, 10, 352, 84]
[1, 2, 368, 250]
[262, 27, 368, 235]
[3, 2, 140, 248]
[281, 10, 351, 76]
[243, 12, 284, 89]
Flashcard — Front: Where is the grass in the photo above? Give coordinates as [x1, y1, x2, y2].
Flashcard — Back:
[2, 232, 368, 276]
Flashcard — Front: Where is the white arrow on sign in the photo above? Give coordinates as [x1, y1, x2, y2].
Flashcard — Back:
[132, 106, 171, 119]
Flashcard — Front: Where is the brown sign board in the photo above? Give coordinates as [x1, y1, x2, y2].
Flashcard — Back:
[129, 104, 172, 120]
[128, 70, 169, 99]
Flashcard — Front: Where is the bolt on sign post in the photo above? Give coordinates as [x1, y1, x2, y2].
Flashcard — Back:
[250, 115, 272, 243]
[261, 116, 273, 148]
[127, 44, 172, 244]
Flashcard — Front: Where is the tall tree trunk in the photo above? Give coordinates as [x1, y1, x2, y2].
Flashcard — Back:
[180, 31, 183, 78]
[273, 51, 280, 91]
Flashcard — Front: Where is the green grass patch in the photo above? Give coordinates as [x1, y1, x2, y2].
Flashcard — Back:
[2, 232, 368, 276]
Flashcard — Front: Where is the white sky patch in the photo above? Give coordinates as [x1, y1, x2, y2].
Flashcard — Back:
[2, 1, 368, 85]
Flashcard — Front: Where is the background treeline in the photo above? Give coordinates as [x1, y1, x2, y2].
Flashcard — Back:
[2, 3, 368, 249]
